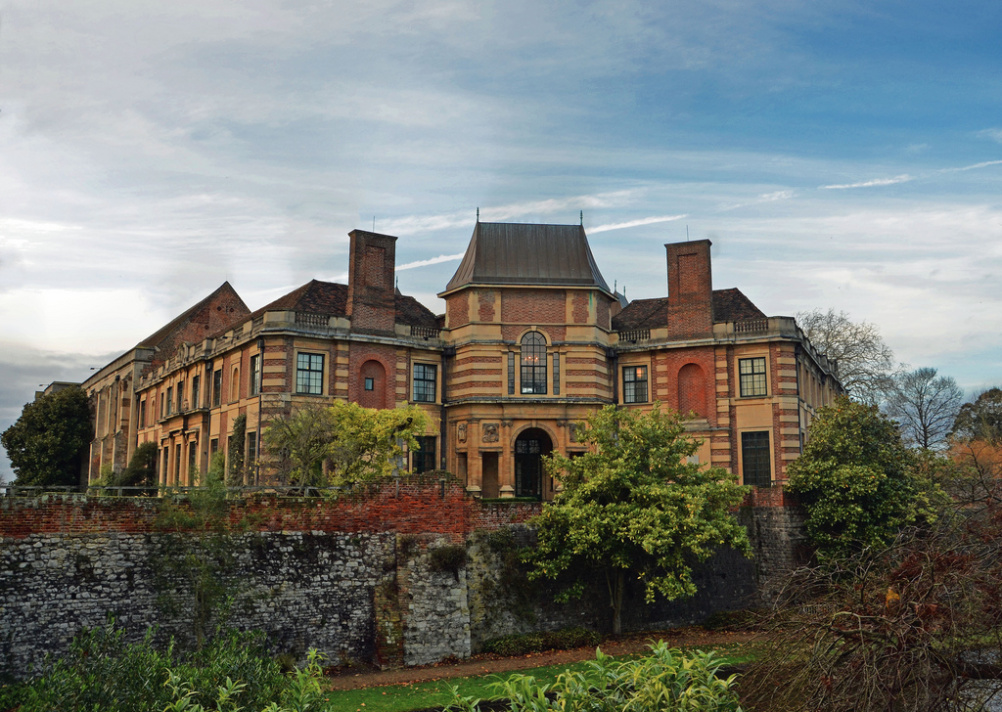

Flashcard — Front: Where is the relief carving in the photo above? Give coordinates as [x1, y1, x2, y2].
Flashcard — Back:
[457, 422, 467, 443]
[482, 423, 499, 443]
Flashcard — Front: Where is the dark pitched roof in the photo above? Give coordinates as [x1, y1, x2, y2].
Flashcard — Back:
[138, 282, 249, 350]
[612, 288, 767, 331]
[442, 222, 611, 294]
[394, 294, 439, 329]
[250, 280, 347, 319]
[243, 279, 437, 330]
[711, 288, 767, 323]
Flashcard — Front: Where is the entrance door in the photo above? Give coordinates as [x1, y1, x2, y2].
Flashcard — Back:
[514, 428, 552, 499]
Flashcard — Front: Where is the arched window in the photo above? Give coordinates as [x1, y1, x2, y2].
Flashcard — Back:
[520, 332, 547, 394]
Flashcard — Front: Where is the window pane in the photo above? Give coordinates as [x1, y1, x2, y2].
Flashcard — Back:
[296, 353, 324, 394]
[742, 431, 771, 487]
[623, 366, 648, 403]
[413, 364, 437, 402]
[520, 332, 547, 394]
[739, 357, 767, 397]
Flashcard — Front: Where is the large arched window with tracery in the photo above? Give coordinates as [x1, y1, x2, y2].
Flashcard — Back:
[520, 332, 547, 394]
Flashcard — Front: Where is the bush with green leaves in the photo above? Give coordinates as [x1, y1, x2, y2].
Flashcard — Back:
[0, 622, 297, 712]
[450, 642, 742, 712]
[785, 396, 939, 561]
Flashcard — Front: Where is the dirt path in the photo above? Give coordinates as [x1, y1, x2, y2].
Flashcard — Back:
[326, 628, 757, 691]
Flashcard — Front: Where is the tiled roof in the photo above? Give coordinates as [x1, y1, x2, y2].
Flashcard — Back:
[612, 288, 767, 331]
[250, 280, 347, 319]
[241, 279, 437, 330]
[443, 222, 611, 294]
[138, 282, 249, 350]
[712, 288, 767, 323]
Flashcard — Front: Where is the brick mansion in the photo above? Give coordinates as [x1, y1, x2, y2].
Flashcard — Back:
[80, 222, 842, 498]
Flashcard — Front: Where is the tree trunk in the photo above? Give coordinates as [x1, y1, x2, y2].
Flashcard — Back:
[610, 569, 625, 635]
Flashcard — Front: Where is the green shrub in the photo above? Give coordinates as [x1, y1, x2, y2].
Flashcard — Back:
[482, 627, 601, 656]
[0, 622, 294, 712]
[428, 543, 468, 575]
[451, 642, 742, 712]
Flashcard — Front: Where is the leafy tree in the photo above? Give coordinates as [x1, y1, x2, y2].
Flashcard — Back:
[786, 396, 927, 560]
[525, 405, 750, 635]
[116, 441, 159, 487]
[226, 414, 246, 486]
[951, 386, 1002, 444]
[1, 386, 92, 487]
[883, 367, 964, 450]
[263, 400, 429, 487]
[796, 308, 895, 404]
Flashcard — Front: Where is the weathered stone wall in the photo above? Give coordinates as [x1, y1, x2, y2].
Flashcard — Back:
[0, 481, 807, 679]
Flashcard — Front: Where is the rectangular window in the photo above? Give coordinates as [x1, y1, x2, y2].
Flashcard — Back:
[552, 353, 560, 395]
[739, 357, 767, 397]
[174, 443, 181, 482]
[139, 399, 147, 429]
[212, 369, 222, 407]
[162, 446, 169, 484]
[364, 377, 374, 391]
[741, 431, 772, 487]
[247, 431, 257, 468]
[413, 364, 437, 402]
[177, 381, 184, 412]
[188, 442, 198, 483]
[166, 386, 173, 415]
[412, 436, 436, 474]
[623, 366, 649, 404]
[508, 352, 515, 395]
[210, 438, 219, 456]
[191, 375, 200, 410]
[250, 354, 261, 396]
[296, 353, 324, 394]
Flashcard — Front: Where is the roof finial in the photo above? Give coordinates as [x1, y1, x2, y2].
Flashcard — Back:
[580, 210, 583, 226]
[476, 207, 480, 223]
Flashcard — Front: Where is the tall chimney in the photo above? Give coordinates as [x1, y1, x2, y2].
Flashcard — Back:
[665, 239, 713, 339]
[346, 230, 397, 334]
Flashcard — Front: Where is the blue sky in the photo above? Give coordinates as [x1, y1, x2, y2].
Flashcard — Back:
[2, 0, 1001, 480]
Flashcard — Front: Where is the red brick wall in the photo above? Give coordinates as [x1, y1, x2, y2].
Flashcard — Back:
[478, 290, 496, 322]
[0, 479, 540, 541]
[572, 293, 588, 324]
[348, 343, 397, 408]
[653, 347, 717, 426]
[665, 241, 713, 339]
[0, 478, 797, 540]
[447, 293, 469, 328]
[678, 363, 708, 418]
[501, 290, 565, 324]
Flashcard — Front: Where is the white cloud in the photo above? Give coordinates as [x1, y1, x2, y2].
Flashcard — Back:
[590, 214, 687, 233]
[819, 175, 913, 190]
[977, 128, 1002, 144]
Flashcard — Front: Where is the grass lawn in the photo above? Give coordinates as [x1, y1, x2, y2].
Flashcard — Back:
[325, 642, 756, 712]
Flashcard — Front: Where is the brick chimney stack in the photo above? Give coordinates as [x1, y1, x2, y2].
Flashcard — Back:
[346, 230, 397, 334]
[665, 239, 713, 339]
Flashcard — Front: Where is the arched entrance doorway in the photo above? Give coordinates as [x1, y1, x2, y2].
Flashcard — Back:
[514, 428, 552, 499]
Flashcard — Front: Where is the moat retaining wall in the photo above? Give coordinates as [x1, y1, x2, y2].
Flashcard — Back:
[0, 478, 803, 679]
